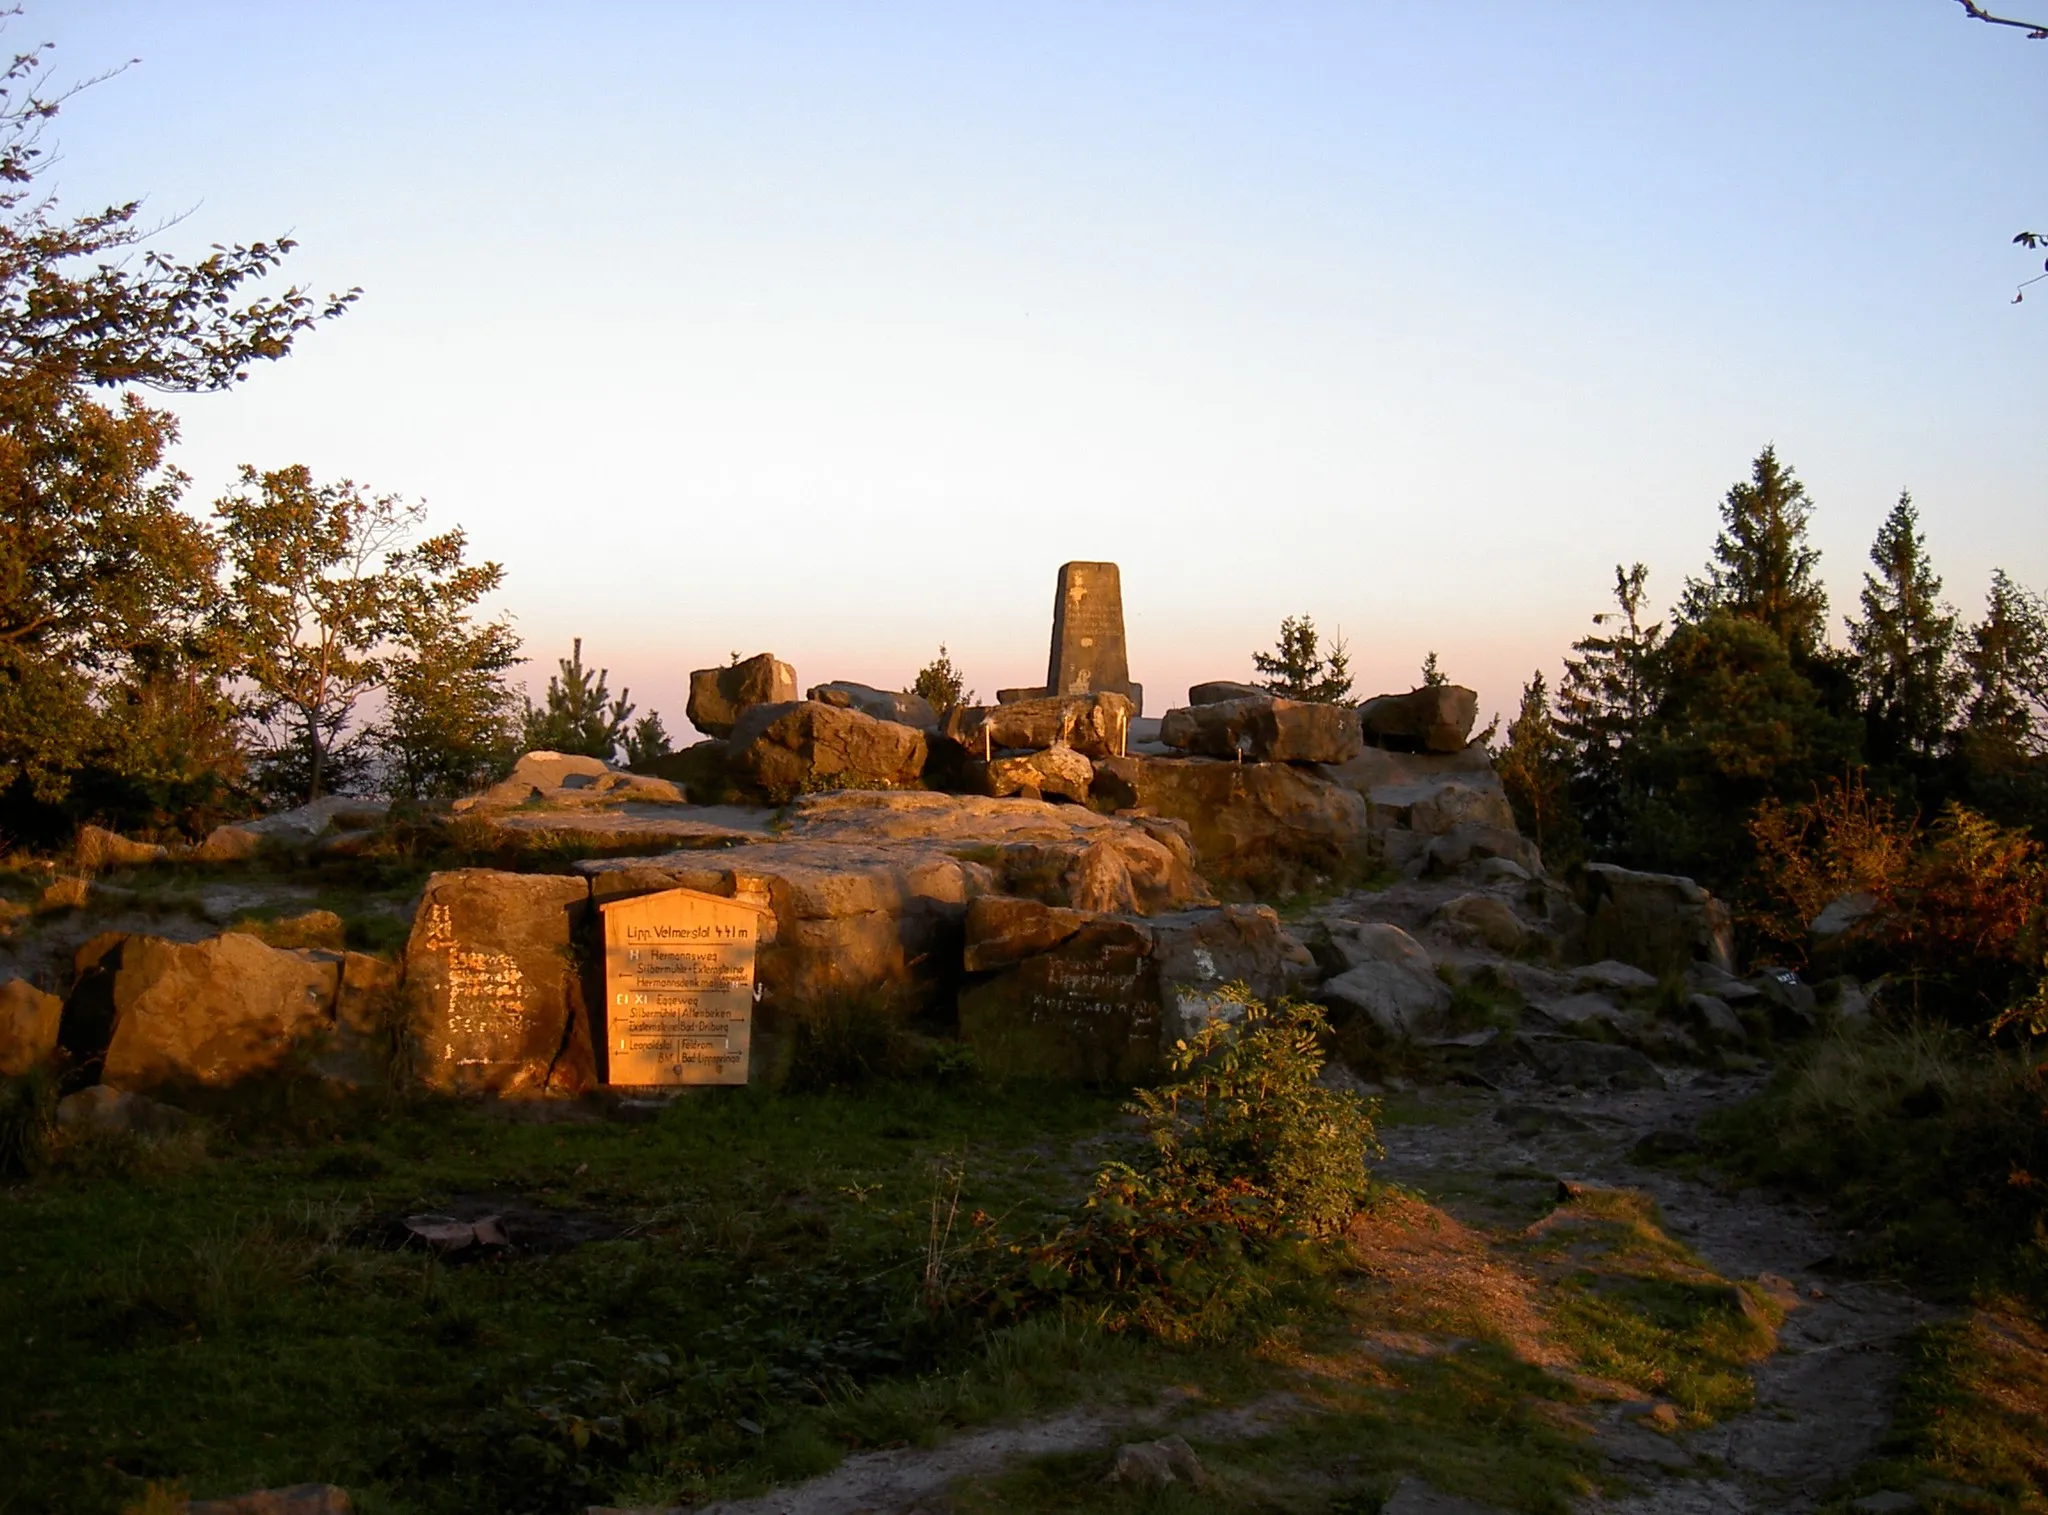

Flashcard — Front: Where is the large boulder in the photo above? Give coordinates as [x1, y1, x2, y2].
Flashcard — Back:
[687, 653, 798, 739]
[957, 897, 1312, 1079]
[195, 795, 392, 863]
[967, 745, 1095, 803]
[806, 681, 940, 731]
[1423, 822, 1543, 879]
[1158, 695, 1363, 765]
[456, 751, 686, 811]
[0, 978, 62, 1076]
[404, 871, 597, 1096]
[728, 701, 928, 800]
[1304, 920, 1451, 1047]
[1188, 680, 1265, 706]
[946, 692, 1135, 759]
[99, 934, 341, 1092]
[1091, 754, 1371, 896]
[1358, 686, 1479, 754]
[74, 824, 168, 870]
[1579, 863, 1735, 977]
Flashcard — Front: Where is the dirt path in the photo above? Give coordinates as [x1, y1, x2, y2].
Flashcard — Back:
[1376, 1073, 1941, 1514]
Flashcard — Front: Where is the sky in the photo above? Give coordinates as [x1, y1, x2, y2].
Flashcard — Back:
[32, 2, 2048, 737]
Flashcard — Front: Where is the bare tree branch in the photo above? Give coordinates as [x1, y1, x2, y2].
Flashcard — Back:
[1951, 0, 2048, 39]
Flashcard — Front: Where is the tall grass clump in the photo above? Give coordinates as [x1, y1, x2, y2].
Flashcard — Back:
[0, 1066, 58, 1177]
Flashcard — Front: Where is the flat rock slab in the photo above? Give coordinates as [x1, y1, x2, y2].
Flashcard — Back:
[480, 804, 773, 851]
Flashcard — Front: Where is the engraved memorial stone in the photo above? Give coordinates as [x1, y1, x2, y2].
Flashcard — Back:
[1045, 561, 1142, 715]
[599, 887, 765, 1086]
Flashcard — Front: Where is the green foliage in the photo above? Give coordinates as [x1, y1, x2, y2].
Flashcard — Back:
[0, 29, 351, 833]
[1419, 650, 1447, 688]
[909, 644, 973, 720]
[1680, 444, 1830, 659]
[522, 637, 634, 761]
[623, 711, 674, 770]
[783, 989, 917, 1092]
[1847, 491, 1966, 763]
[1963, 569, 2048, 763]
[1556, 563, 1664, 855]
[376, 529, 522, 801]
[1493, 670, 1581, 864]
[1252, 615, 1354, 703]
[1014, 991, 1377, 1340]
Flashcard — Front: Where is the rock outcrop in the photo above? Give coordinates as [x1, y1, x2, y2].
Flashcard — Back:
[196, 796, 392, 863]
[687, 653, 798, 738]
[456, 751, 686, 811]
[957, 896, 1312, 1080]
[1158, 695, 1363, 765]
[1358, 685, 1479, 754]
[74, 825, 168, 870]
[403, 871, 597, 1096]
[966, 745, 1095, 803]
[0, 978, 61, 1076]
[806, 681, 940, 731]
[728, 701, 928, 799]
[1187, 680, 1265, 706]
[1579, 863, 1735, 976]
[98, 933, 341, 1091]
[1092, 754, 1370, 895]
[946, 692, 1136, 759]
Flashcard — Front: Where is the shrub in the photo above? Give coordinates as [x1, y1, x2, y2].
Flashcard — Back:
[1009, 989, 1378, 1340]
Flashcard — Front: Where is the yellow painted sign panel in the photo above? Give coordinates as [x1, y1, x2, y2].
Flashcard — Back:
[598, 887, 764, 1086]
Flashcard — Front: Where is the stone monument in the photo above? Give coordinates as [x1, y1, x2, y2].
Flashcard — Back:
[999, 561, 1143, 714]
[598, 887, 765, 1086]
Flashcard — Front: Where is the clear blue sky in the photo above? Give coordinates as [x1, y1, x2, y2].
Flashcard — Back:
[37, 2, 2048, 734]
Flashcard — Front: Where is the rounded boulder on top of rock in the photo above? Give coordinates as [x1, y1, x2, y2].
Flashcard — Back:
[687, 652, 798, 739]
[1188, 679, 1265, 705]
[1158, 694, 1364, 765]
[1579, 862, 1735, 976]
[969, 745, 1094, 803]
[728, 701, 928, 799]
[1358, 685, 1479, 754]
[946, 691, 1135, 759]
[1433, 893, 1532, 954]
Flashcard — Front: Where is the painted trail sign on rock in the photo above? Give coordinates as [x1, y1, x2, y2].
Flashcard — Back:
[599, 888, 764, 1086]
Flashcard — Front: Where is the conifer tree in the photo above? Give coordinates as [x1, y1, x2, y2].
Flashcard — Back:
[1681, 445, 1829, 657]
[1845, 491, 1964, 761]
[1962, 571, 2048, 761]
[1556, 564, 1664, 846]
[1494, 670, 1579, 861]
[910, 644, 973, 720]
[1253, 616, 1354, 703]
[1419, 651, 1447, 688]
[623, 711, 673, 769]
[522, 638, 634, 761]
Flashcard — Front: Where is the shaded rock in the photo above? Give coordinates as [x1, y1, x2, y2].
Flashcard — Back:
[687, 653, 798, 739]
[74, 824, 167, 870]
[807, 681, 939, 731]
[1580, 862, 1735, 976]
[196, 795, 392, 862]
[1158, 695, 1363, 765]
[1520, 1036, 1664, 1090]
[995, 685, 1048, 704]
[1423, 822, 1542, 879]
[1752, 967, 1819, 1037]
[1318, 959, 1452, 1044]
[1151, 904, 1315, 1041]
[1433, 893, 1531, 953]
[1573, 959, 1661, 998]
[1478, 856, 1533, 883]
[1824, 976, 1873, 1025]
[1309, 919, 1438, 979]
[309, 953, 404, 1088]
[458, 750, 686, 811]
[1106, 1434, 1206, 1489]
[1365, 779, 1516, 839]
[1687, 959, 1760, 1004]
[729, 701, 927, 799]
[1188, 679, 1265, 705]
[960, 896, 1094, 973]
[959, 916, 1161, 1082]
[1359, 685, 1479, 754]
[185, 1487, 352, 1515]
[404, 871, 596, 1096]
[968, 744, 1095, 803]
[55, 1083, 191, 1135]
[1091, 754, 1370, 894]
[948, 692, 1135, 759]
[1811, 889, 1880, 946]
[101, 934, 341, 1092]
[0, 977, 61, 1076]
[1529, 992, 1623, 1033]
